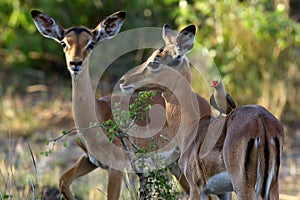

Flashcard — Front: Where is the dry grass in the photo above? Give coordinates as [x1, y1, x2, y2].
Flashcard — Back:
[0, 89, 73, 139]
[0, 142, 40, 199]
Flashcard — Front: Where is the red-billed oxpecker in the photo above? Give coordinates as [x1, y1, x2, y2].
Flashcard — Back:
[210, 80, 237, 117]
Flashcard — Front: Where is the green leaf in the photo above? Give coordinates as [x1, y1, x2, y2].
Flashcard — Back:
[3, 194, 13, 199]
[63, 141, 67, 148]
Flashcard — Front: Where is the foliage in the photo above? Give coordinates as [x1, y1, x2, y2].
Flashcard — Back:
[102, 91, 180, 199]
[0, 0, 178, 69]
[173, 0, 300, 120]
[146, 166, 179, 199]
[1, 0, 299, 120]
[103, 91, 156, 142]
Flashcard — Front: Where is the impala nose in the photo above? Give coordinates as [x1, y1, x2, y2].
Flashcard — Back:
[71, 65, 81, 72]
[70, 61, 83, 73]
[70, 61, 82, 67]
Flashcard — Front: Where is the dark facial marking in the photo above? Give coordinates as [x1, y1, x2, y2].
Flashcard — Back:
[65, 27, 92, 36]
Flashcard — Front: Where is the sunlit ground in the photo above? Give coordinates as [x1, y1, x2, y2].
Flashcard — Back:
[0, 139, 299, 199]
[1, 139, 300, 199]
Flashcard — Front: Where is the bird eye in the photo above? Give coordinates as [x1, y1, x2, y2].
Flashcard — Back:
[87, 42, 96, 51]
[148, 62, 160, 70]
[60, 41, 67, 48]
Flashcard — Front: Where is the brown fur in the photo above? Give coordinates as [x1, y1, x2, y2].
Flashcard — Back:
[120, 24, 284, 200]
[120, 24, 231, 200]
[223, 105, 284, 200]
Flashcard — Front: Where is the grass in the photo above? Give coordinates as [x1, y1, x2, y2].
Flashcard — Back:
[0, 142, 40, 199]
[0, 139, 185, 199]
[0, 128, 108, 199]
[0, 87, 73, 139]
[0, 92, 44, 136]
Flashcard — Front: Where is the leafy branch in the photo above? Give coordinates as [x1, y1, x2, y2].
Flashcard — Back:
[41, 91, 180, 199]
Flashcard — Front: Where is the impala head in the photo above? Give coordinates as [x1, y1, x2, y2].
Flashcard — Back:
[31, 10, 126, 77]
[120, 24, 196, 93]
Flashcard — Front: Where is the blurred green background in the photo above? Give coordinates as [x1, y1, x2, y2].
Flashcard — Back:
[0, 0, 300, 199]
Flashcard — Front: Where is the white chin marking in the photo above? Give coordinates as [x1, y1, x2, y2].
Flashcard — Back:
[70, 70, 82, 77]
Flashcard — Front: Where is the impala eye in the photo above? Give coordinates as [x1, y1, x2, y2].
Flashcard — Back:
[148, 62, 160, 70]
[60, 41, 67, 48]
[87, 42, 96, 50]
[176, 55, 182, 59]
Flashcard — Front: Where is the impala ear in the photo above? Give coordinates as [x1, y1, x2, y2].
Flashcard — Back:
[31, 10, 64, 42]
[162, 24, 176, 44]
[93, 11, 126, 43]
[175, 25, 196, 56]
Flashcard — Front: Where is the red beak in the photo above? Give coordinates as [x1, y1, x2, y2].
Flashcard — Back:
[211, 80, 218, 88]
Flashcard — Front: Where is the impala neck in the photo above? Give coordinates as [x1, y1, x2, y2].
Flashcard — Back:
[71, 61, 99, 152]
[162, 65, 200, 151]
[70, 59, 126, 169]
[179, 59, 191, 84]
[71, 62, 98, 129]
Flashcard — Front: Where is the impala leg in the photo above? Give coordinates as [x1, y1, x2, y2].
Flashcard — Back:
[269, 181, 279, 200]
[59, 153, 97, 200]
[107, 168, 123, 200]
[189, 185, 200, 200]
[169, 162, 190, 194]
[225, 158, 256, 200]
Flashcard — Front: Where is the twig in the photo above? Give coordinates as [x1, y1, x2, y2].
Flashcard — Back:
[124, 135, 139, 151]
[96, 187, 107, 198]
[119, 116, 139, 151]
[48, 122, 105, 143]
[27, 143, 37, 183]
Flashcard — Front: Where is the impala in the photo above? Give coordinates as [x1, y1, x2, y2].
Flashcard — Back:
[120, 24, 284, 200]
[120, 24, 232, 200]
[31, 10, 194, 199]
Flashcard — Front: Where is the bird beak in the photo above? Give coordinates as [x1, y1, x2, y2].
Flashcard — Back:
[211, 80, 218, 88]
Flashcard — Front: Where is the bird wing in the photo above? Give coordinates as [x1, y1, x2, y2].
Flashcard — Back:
[210, 94, 219, 111]
[226, 93, 237, 110]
